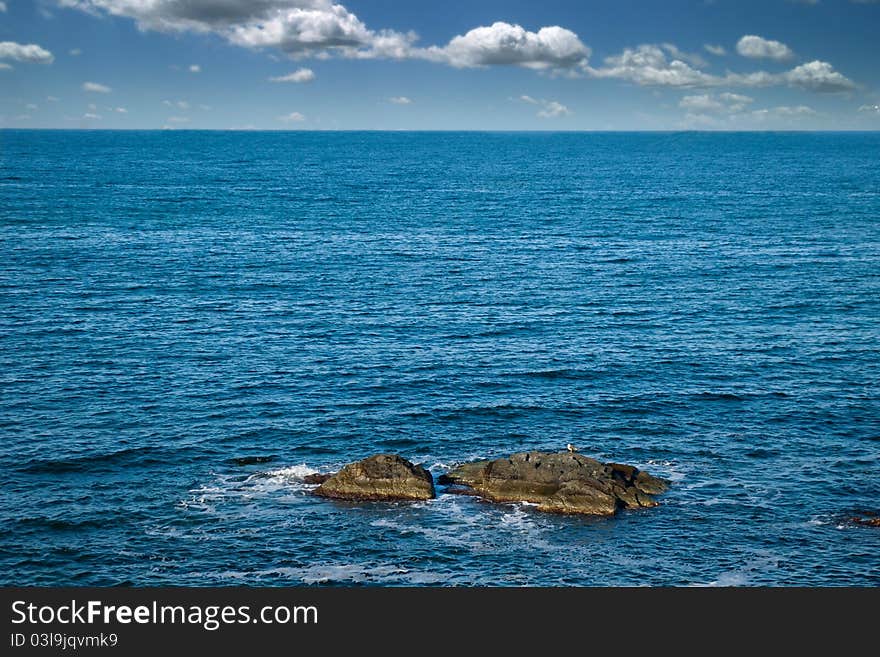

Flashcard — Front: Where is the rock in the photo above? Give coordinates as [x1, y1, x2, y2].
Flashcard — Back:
[848, 511, 880, 528]
[229, 455, 276, 466]
[314, 454, 435, 502]
[303, 473, 331, 485]
[442, 451, 669, 516]
[635, 470, 670, 495]
[437, 460, 489, 488]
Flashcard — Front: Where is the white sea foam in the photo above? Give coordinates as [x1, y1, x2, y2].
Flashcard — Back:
[178, 463, 329, 512]
[260, 464, 319, 483]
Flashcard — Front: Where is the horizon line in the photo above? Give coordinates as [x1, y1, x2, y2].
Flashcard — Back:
[2, 128, 879, 134]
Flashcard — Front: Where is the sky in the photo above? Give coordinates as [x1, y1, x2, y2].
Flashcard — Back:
[1, 0, 879, 130]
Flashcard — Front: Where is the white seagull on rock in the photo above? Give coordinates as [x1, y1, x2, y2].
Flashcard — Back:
[566, 443, 579, 453]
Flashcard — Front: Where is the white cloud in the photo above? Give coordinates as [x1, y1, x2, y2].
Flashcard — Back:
[590, 42, 855, 93]
[537, 100, 571, 118]
[661, 43, 708, 69]
[718, 92, 754, 111]
[0, 63, 11, 70]
[516, 95, 571, 118]
[88, 103, 97, 111]
[588, 45, 715, 87]
[774, 105, 817, 115]
[228, 4, 416, 58]
[0, 2, 6, 12]
[70, 48, 82, 56]
[82, 81, 111, 93]
[0, 41, 55, 64]
[62, 1, 417, 60]
[269, 67, 315, 82]
[25, 103, 38, 110]
[189, 64, 201, 73]
[279, 111, 306, 122]
[783, 60, 856, 92]
[163, 99, 190, 109]
[64, 2, 590, 70]
[47, 96, 60, 102]
[858, 104, 880, 113]
[388, 96, 412, 104]
[750, 105, 816, 119]
[679, 92, 754, 113]
[424, 22, 589, 69]
[736, 35, 794, 61]
[115, 107, 127, 113]
[704, 44, 726, 56]
[83, 112, 102, 119]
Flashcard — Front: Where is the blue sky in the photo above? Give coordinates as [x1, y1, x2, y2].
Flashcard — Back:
[1, 0, 879, 129]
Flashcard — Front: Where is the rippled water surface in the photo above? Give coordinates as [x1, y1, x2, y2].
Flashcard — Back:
[1, 130, 878, 586]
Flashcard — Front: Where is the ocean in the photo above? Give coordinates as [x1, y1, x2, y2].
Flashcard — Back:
[1, 130, 878, 586]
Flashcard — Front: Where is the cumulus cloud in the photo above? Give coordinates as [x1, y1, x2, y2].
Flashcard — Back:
[189, 64, 201, 72]
[537, 100, 571, 118]
[63, 4, 591, 71]
[736, 35, 794, 61]
[83, 112, 101, 119]
[0, 63, 11, 70]
[750, 105, 816, 119]
[589, 42, 855, 93]
[858, 104, 880, 113]
[773, 105, 817, 115]
[783, 60, 856, 92]
[0, 41, 55, 64]
[115, 107, 127, 113]
[680, 92, 754, 113]
[587, 45, 715, 87]
[388, 96, 412, 104]
[423, 22, 590, 70]
[163, 99, 189, 109]
[516, 95, 571, 118]
[661, 43, 708, 69]
[704, 44, 726, 56]
[269, 67, 315, 82]
[0, 2, 6, 12]
[63, 1, 417, 60]
[82, 81, 111, 93]
[227, 4, 416, 58]
[279, 111, 305, 121]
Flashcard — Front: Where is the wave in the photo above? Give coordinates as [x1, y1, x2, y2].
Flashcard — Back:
[501, 368, 600, 381]
[18, 445, 189, 474]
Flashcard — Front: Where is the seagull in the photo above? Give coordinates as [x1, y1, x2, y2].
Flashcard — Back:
[566, 443, 579, 453]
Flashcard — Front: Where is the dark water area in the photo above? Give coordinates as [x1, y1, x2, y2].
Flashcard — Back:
[1, 130, 878, 585]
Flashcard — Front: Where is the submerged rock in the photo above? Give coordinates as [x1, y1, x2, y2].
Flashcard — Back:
[229, 455, 276, 466]
[848, 511, 880, 528]
[439, 451, 669, 516]
[314, 454, 435, 502]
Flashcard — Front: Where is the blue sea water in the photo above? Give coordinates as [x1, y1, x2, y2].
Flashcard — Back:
[1, 130, 878, 586]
